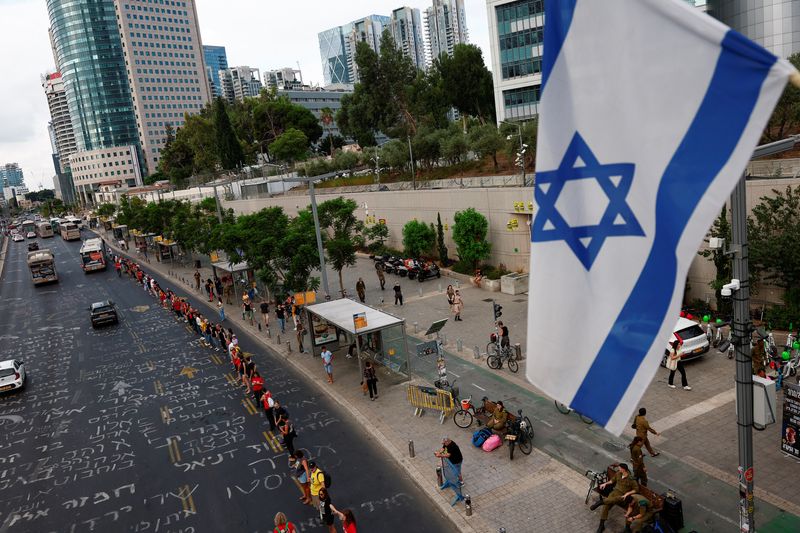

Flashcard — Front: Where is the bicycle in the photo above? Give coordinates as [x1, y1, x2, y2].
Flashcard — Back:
[452, 395, 488, 428]
[584, 470, 608, 504]
[486, 334, 519, 373]
[506, 409, 534, 460]
[554, 400, 594, 425]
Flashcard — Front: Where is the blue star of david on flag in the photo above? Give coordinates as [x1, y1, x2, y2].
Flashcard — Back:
[532, 132, 645, 269]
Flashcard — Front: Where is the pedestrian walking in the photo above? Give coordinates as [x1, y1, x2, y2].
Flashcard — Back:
[335, 509, 357, 533]
[393, 282, 403, 306]
[356, 277, 366, 303]
[435, 437, 463, 484]
[590, 463, 639, 533]
[296, 320, 306, 353]
[260, 299, 270, 329]
[242, 295, 254, 326]
[289, 450, 312, 505]
[633, 408, 660, 457]
[446, 284, 455, 305]
[376, 265, 386, 290]
[214, 276, 223, 299]
[451, 290, 463, 321]
[272, 512, 298, 533]
[362, 360, 378, 400]
[217, 298, 225, 321]
[279, 417, 297, 454]
[629, 436, 648, 487]
[194, 270, 201, 290]
[317, 488, 338, 533]
[666, 339, 691, 390]
[321, 345, 334, 383]
[276, 303, 286, 333]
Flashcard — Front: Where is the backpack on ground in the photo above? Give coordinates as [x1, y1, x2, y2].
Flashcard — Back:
[482, 434, 503, 452]
[472, 427, 492, 447]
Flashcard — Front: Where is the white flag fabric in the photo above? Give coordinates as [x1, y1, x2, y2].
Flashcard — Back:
[527, 0, 794, 435]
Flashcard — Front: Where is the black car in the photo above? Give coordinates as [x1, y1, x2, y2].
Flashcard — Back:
[90, 300, 118, 328]
[27, 242, 39, 252]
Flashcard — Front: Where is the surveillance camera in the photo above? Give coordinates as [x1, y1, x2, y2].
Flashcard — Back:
[721, 279, 740, 297]
[709, 237, 725, 250]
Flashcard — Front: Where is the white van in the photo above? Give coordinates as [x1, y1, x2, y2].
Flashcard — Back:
[662, 317, 710, 366]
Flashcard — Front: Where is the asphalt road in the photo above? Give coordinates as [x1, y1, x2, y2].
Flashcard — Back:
[0, 233, 451, 533]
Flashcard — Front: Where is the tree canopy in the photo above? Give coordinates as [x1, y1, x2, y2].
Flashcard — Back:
[452, 208, 491, 270]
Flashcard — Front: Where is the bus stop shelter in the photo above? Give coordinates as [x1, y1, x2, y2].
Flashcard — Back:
[211, 260, 253, 303]
[304, 299, 409, 376]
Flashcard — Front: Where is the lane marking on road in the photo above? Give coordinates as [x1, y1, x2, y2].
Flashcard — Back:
[147, 360, 156, 370]
[471, 383, 486, 391]
[262, 430, 284, 453]
[167, 436, 182, 464]
[160, 406, 173, 424]
[179, 366, 198, 379]
[154, 380, 165, 395]
[137, 342, 147, 354]
[70, 390, 82, 405]
[650, 389, 735, 435]
[449, 371, 460, 378]
[210, 354, 223, 365]
[695, 503, 738, 527]
[242, 398, 258, 415]
[178, 484, 197, 515]
[224, 373, 237, 386]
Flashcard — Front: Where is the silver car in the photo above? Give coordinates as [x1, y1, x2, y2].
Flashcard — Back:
[0, 360, 26, 393]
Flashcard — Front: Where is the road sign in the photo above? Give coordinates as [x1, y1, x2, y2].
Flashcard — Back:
[179, 366, 198, 379]
[424, 318, 448, 336]
[353, 312, 367, 330]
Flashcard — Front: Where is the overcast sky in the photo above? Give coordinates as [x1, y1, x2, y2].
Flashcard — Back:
[0, 0, 491, 191]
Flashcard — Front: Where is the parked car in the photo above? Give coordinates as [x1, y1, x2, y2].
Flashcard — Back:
[662, 317, 710, 366]
[12, 233, 24, 242]
[26, 231, 36, 239]
[90, 300, 119, 328]
[0, 359, 26, 393]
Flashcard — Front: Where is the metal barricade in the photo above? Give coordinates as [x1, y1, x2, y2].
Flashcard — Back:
[406, 384, 455, 424]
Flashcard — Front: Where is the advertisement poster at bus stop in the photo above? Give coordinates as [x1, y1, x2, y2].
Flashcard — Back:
[781, 383, 800, 458]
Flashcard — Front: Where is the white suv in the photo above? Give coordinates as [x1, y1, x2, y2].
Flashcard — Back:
[662, 317, 710, 366]
[0, 360, 26, 393]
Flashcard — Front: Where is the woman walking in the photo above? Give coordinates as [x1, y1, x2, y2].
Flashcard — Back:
[279, 417, 297, 454]
[289, 451, 312, 505]
[318, 488, 339, 533]
[363, 361, 379, 400]
[667, 339, 691, 390]
[335, 509, 357, 533]
[217, 298, 225, 322]
[451, 290, 464, 321]
[446, 284, 455, 305]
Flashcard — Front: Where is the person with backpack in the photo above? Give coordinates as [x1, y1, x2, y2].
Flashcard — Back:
[362, 361, 378, 400]
[308, 461, 328, 508]
[272, 512, 297, 533]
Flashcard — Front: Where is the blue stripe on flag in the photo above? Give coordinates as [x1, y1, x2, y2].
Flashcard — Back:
[542, 0, 578, 90]
[570, 30, 777, 426]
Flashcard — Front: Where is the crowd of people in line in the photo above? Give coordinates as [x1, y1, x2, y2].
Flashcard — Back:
[112, 253, 358, 533]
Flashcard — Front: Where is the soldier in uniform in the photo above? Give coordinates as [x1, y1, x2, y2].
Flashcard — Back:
[629, 436, 648, 486]
[590, 463, 639, 533]
[633, 407, 660, 456]
[624, 493, 655, 533]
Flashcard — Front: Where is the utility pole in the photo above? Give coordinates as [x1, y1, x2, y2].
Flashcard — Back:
[212, 184, 224, 223]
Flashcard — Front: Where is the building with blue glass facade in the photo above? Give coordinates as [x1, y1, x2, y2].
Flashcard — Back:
[0, 163, 24, 188]
[487, 0, 544, 124]
[204, 45, 229, 98]
[319, 15, 391, 85]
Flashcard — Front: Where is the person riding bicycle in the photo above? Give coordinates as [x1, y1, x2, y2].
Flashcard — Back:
[497, 321, 510, 350]
[487, 401, 508, 431]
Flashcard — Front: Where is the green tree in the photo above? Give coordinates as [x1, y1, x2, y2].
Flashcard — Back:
[271, 128, 309, 164]
[699, 206, 733, 314]
[440, 127, 469, 165]
[435, 44, 495, 123]
[763, 53, 800, 142]
[436, 212, 448, 265]
[452, 207, 491, 270]
[96, 203, 117, 217]
[402, 219, 436, 258]
[749, 186, 800, 310]
[318, 197, 365, 296]
[332, 151, 360, 174]
[469, 124, 505, 170]
[365, 222, 389, 252]
[213, 97, 244, 170]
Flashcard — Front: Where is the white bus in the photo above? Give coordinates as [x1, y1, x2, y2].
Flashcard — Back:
[21, 220, 36, 235]
[64, 215, 83, 229]
[27, 250, 58, 285]
[60, 223, 81, 241]
[79, 238, 107, 272]
[35, 221, 54, 238]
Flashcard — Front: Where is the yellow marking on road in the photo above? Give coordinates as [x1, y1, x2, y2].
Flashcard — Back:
[210, 354, 223, 365]
[179, 366, 198, 379]
[138, 343, 147, 354]
[160, 406, 172, 424]
[224, 373, 236, 386]
[242, 398, 257, 415]
[178, 484, 197, 515]
[147, 360, 156, 370]
[154, 380, 165, 395]
[262, 430, 284, 453]
[290, 476, 305, 495]
[167, 437, 181, 464]
[185, 325, 193, 333]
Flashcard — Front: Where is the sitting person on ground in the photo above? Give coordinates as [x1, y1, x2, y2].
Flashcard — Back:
[590, 463, 640, 533]
[471, 269, 483, 287]
[623, 493, 654, 533]
[487, 400, 508, 431]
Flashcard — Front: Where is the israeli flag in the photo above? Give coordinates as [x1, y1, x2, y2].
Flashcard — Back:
[527, 0, 795, 434]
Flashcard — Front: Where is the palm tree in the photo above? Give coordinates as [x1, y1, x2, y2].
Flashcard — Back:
[320, 107, 335, 156]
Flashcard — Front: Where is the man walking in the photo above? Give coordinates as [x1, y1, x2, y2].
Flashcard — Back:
[633, 408, 660, 457]
[260, 298, 270, 330]
[356, 278, 366, 303]
[321, 345, 334, 383]
[296, 320, 306, 353]
[276, 303, 286, 333]
[194, 270, 201, 290]
[393, 282, 403, 306]
[376, 265, 386, 290]
[590, 463, 639, 533]
[497, 321, 510, 349]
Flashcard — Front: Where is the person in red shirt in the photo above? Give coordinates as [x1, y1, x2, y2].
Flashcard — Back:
[251, 371, 265, 402]
[336, 509, 357, 533]
[260, 390, 273, 413]
[272, 512, 297, 533]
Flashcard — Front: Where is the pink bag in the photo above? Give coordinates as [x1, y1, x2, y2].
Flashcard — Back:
[481, 434, 502, 452]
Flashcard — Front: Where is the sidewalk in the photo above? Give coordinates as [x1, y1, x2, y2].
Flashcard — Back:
[100, 232, 800, 531]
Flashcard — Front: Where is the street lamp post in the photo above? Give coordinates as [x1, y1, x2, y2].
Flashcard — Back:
[500, 120, 527, 187]
[284, 171, 342, 300]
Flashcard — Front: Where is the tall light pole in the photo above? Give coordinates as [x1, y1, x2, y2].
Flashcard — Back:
[500, 120, 527, 186]
[285, 171, 341, 300]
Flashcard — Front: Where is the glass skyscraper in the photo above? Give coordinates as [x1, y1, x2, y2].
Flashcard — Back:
[46, 0, 140, 153]
[708, 0, 800, 59]
[204, 45, 229, 98]
[319, 15, 391, 85]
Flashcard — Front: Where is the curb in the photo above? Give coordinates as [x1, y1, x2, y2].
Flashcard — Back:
[101, 234, 478, 532]
[0, 236, 9, 281]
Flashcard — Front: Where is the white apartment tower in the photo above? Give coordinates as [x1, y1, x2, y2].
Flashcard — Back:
[219, 66, 263, 103]
[390, 7, 427, 70]
[425, 0, 469, 64]
[42, 72, 78, 174]
[113, 0, 212, 174]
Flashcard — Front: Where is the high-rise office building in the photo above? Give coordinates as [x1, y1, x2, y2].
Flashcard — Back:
[219, 66, 263, 103]
[707, 1, 799, 58]
[319, 15, 391, 85]
[487, 0, 544, 123]
[0, 164, 25, 188]
[43, 72, 77, 206]
[114, 0, 212, 174]
[425, 0, 469, 63]
[204, 45, 229, 98]
[390, 7, 427, 70]
[264, 68, 304, 91]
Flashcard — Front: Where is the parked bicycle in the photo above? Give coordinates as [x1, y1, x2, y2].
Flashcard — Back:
[554, 400, 594, 425]
[452, 395, 489, 428]
[486, 333, 519, 373]
[506, 409, 534, 460]
[584, 469, 608, 504]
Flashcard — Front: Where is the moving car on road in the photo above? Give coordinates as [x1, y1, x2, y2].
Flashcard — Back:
[0, 359, 26, 393]
[27, 241, 39, 252]
[90, 300, 118, 328]
[662, 317, 710, 366]
[12, 233, 24, 242]
[25, 231, 36, 239]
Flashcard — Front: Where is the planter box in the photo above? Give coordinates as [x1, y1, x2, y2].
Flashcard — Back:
[483, 278, 501, 292]
[501, 273, 529, 295]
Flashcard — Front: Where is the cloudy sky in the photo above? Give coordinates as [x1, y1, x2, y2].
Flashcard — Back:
[0, 0, 491, 191]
